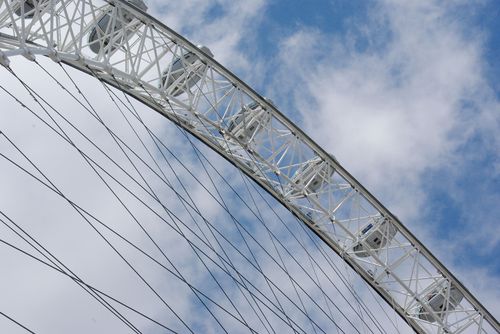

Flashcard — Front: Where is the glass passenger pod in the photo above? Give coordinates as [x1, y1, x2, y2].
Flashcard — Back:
[352, 218, 397, 257]
[88, 0, 148, 54]
[417, 284, 464, 322]
[14, 0, 55, 18]
[226, 98, 273, 144]
[160, 46, 214, 97]
[286, 156, 335, 197]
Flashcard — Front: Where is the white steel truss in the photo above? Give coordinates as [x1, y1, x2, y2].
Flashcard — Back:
[0, 1, 498, 333]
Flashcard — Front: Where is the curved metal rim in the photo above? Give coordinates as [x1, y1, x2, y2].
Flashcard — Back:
[0, 1, 498, 332]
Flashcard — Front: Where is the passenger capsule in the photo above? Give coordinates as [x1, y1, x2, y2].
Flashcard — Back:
[14, 0, 55, 18]
[88, 0, 147, 54]
[226, 98, 273, 144]
[352, 218, 397, 257]
[160, 46, 214, 97]
[286, 156, 335, 197]
[418, 284, 464, 322]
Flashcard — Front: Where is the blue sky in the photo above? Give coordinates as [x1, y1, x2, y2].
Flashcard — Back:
[277, 0, 500, 275]
[170, 0, 500, 262]
[148, 0, 500, 319]
[0, 0, 499, 332]
[269, 0, 500, 306]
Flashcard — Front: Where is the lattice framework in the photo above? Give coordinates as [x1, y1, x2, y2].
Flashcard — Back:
[0, 1, 498, 333]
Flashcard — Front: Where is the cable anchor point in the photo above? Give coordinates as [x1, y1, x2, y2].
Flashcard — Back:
[22, 48, 36, 62]
[48, 49, 61, 63]
[0, 51, 10, 68]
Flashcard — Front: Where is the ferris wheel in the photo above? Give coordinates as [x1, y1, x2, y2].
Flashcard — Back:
[0, 0, 498, 333]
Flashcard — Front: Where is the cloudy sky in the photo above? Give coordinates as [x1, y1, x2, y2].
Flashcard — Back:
[149, 0, 500, 317]
[0, 0, 499, 333]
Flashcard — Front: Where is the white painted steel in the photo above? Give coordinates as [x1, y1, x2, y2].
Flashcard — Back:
[0, 1, 498, 333]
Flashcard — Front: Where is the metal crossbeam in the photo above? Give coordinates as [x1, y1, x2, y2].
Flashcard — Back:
[0, 1, 498, 333]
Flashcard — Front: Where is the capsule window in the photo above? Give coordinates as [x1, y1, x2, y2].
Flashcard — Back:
[160, 46, 213, 97]
[14, 0, 55, 18]
[88, 0, 147, 54]
[418, 283, 464, 322]
[352, 220, 397, 258]
[225, 99, 272, 145]
[361, 223, 373, 234]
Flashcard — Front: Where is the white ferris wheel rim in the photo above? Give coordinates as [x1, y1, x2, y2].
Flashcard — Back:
[0, 1, 498, 333]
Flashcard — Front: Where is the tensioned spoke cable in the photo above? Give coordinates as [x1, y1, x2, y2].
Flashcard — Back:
[0, 134, 180, 333]
[0, 208, 145, 334]
[1, 70, 196, 334]
[0, 238, 175, 333]
[0, 212, 177, 333]
[0, 81, 287, 334]
[132, 68, 336, 332]
[46, 64, 245, 334]
[55, 61, 283, 334]
[238, 169, 326, 334]
[234, 157, 387, 334]
[162, 94, 319, 333]
[0, 156, 143, 333]
[152, 101, 304, 332]
[285, 201, 398, 333]
[0, 146, 300, 333]
[359, 269, 401, 332]
[21, 85, 315, 334]
[99, 74, 279, 334]
[127, 118, 326, 333]
[86, 71, 261, 334]
[145, 101, 342, 334]
[187, 74, 384, 333]
[161, 78, 371, 334]
[293, 215, 392, 333]
[344, 260, 370, 334]
[106, 77, 354, 327]
[243, 176, 389, 334]
[106, 75, 289, 334]
[173, 118, 390, 334]
[303, 221, 400, 333]
[0, 69, 311, 333]
[37, 60, 308, 334]
[139, 97, 327, 332]
[8, 107, 262, 332]
[0, 146, 313, 334]
[0, 311, 36, 334]
[84, 64, 326, 332]
[0, 120, 272, 333]
[226, 153, 383, 330]
[234, 165, 316, 333]
[0, 103, 156, 333]
[2, 60, 364, 334]
[230, 166, 340, 331]
[98, 70, 324, 332]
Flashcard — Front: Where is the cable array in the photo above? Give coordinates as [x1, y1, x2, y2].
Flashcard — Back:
[0, 58, 405, 333]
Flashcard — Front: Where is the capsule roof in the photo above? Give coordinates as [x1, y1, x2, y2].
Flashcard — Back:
[124, 0, 148, 11]
[197, 45, 214, 58]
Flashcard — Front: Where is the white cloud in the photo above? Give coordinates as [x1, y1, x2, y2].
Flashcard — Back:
[1, 0, 498, 332]
[147, 0, 268, 73]
[3, 56, 403, 333]
[271, 0, 500, 318]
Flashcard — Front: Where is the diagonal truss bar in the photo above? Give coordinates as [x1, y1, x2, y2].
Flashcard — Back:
[0, 1, 498, 333]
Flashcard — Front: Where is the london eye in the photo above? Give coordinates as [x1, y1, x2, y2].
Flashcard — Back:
[0, 1, 498, 333]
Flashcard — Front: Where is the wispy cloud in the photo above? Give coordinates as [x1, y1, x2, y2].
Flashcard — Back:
[0, 0, 498, 332]
[269, 0, 500, 317]
[148, 0, 268, 73]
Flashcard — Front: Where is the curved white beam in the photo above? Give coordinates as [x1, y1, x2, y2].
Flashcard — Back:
[0, 1, 498, 333]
